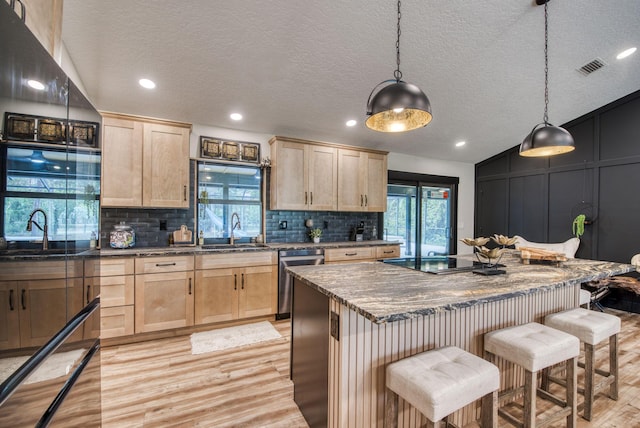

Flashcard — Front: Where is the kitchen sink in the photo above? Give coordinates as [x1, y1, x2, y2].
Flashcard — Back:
[0, 248, 86, 258]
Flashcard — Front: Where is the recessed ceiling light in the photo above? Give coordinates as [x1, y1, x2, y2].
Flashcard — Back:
[617, 47, 637, 60]
[455, 141, 466, 147]
[346, 120, 357, 127]
[27, 79, 45, 90]
[139, 78, 156, 89]
[230, 113, 243, 121]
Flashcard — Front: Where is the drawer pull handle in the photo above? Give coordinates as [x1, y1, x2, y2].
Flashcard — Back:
[383, 250, 394, 254]
[310, 192, 313, 205]
[360, 195, 363, 206]
[183, 185, 187, 202]
[188, 278, 192, 295]
[234, 274, 237, 290]
[86, 285, 91, 304]
[241, 273, 245, 289]
[9, 289, 14, 311]
[155, 262, 177, 267]
[305, 192, 308, 205]
[345, 252, 357, 256]
[21, 289, 26, 310]
[364, 194, 368, 207]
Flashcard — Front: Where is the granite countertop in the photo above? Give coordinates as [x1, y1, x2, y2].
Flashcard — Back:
[287, 251, 635, 324]
[0, 240, 400, 261]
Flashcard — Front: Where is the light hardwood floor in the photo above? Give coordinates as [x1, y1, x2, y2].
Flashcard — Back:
[101, 309, 640, 427]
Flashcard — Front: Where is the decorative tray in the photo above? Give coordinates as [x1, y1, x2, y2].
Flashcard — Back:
[520, 247, 567, 265]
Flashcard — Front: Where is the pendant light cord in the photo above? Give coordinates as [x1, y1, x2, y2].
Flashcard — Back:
[394, 0, 403, 82]
[543, 0, 549, 125]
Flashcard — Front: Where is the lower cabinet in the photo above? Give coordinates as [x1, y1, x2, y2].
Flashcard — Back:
[194, 251, 277, 324]
[84, 257, 135, 339]
[324, 245, 401, 264]
[0, 260, 83, 351]
[134, 256, 195, 334]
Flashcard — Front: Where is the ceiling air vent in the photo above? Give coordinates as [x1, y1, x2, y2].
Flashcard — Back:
[577, 58, 607, 76]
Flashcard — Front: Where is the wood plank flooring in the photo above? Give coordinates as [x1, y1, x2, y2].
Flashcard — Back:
[101, 309, 640, 427]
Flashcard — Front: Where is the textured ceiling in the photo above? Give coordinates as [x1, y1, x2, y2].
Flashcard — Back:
[61, 0, 640, 164]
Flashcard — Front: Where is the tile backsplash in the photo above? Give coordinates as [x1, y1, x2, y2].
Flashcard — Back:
[265, 210, 379, 243]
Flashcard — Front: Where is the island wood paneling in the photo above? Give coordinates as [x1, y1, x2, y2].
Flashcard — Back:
[328, 284, 579, 427]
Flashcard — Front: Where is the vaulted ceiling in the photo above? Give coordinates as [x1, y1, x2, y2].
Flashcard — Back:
[61, 0, 640, 163]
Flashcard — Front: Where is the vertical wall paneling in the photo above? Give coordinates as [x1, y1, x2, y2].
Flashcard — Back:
[327, 285, 578, 427]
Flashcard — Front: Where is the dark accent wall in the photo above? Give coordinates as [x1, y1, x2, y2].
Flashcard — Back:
[475, 89, 640, 263]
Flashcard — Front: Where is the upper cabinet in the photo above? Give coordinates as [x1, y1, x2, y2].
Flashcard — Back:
[269, 136, 387, 212]
[269, 137, 338, 211]
[5, 0, 64, 63]
[337, 149, 387, 212]
[101, 112, 191, 208]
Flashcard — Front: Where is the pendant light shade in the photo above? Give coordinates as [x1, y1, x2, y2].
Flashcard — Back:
[366, 80, 432, 132]
[519, 0, 575, 157]
[520, 123, 575, 157]
[365, 0, 432, 133]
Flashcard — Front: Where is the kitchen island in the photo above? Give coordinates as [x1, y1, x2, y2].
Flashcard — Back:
[287, 252, 634, 428]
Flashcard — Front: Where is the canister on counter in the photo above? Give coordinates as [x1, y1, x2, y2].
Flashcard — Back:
[110, 221, 135, 248]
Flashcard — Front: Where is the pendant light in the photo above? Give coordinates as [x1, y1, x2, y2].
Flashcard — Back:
[365, 0, 432, 133]
[519, 0, 575, 157]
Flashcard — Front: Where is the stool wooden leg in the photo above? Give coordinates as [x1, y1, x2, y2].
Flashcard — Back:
[425, 419, 446, 428]
[481, 389, 498, 428]
[584, 343, 595, 421]
[567, 356, 577, 428]
[610, 333, 619, 400]
[523, 369, 537, 428]
[385, 388, 399, 428]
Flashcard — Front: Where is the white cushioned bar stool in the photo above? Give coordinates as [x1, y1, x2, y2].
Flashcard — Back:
[545, 308, 620, 420]
[484, 322, 580, 428]
[385, 346, 500, 428]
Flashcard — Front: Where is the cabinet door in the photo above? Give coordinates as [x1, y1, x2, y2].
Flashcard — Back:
[18, 279, 71, 348]
[101, 116, 144, 207]
[142, 122, 190, 208]
[194, 268, 239, 324]
[82, 280, 101, 339]
[308, 145, 337, 211]
[337, 149, 365, 211]
[364, 153, 387, 212]
[270, 140, 308, 210]
[0, 281, 20, 350]
[135, 271, 194, 333]
[101, 306, 134, 339]
[238, 266, 276, 319]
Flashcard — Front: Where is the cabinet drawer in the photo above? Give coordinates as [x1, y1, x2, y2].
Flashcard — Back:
[101, 306, 134, 339]
[90, 275, 134, 308]
[135, 255, 194, 274]
[196, 251, 277, 270]
[324, 247, 374, 262]
[376, 245, 400, 259]
[1, 259, 83, 280]
[84, 257, 134, 277]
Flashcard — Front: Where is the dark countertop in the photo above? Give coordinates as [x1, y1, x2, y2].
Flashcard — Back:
[0, 240, 400, 261]
[287, 251, 635, 324]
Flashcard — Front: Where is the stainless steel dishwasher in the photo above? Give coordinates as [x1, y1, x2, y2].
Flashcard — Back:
[278, 248, 324, 319]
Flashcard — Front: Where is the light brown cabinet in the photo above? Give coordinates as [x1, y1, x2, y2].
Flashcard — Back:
[0, 260, 83, 351]
[269, 137, 338, 211]
[134, 256, 195, 334]
[337, 149, 387, 212]
[194, 251, 277, 324]
[9, 0, 64, 62]
[324, 245, 400, 264]
[101, 113, 191, 208]
[84, 257, 134, 339]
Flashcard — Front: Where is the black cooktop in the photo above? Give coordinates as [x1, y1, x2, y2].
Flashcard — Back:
[382, 256, 486, 274]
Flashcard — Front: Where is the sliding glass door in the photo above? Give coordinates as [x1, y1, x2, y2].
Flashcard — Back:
[384, 172, 458, 258]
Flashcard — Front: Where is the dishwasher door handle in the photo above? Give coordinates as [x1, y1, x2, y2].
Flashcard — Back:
[281, 256, 325, 263]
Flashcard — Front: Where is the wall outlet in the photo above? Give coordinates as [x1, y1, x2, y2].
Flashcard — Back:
[159, 220, 167, 231]
[279, 220, 287, 230]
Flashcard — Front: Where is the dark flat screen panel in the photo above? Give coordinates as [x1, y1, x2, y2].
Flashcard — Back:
[551, 117, 595, 167]
[509, 175, 545, 241]
[549, 169, 594, 258]
[598, 163, 640, 263]
[600, 97, 640, 160]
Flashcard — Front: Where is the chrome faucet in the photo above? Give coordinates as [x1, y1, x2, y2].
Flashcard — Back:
[229, 212, 241, 245]
[26, 208, 48, 250]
